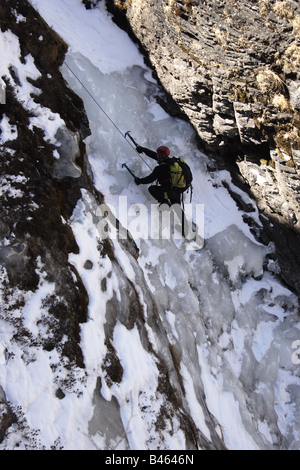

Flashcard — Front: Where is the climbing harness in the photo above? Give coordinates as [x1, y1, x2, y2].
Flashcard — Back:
[63, 61, 152, 170]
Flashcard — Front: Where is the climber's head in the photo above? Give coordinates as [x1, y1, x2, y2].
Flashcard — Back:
[156, 146, 170, 161]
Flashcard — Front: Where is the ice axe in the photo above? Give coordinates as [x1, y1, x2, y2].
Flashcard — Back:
[124, 131, 152, 171]
[122, 162, 136, 179]
[124, 130, 139, 148]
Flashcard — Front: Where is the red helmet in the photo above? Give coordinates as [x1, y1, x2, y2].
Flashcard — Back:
[156, 146, 170, 159]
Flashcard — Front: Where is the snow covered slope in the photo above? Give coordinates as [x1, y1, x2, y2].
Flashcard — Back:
[0, 0, 299, 450]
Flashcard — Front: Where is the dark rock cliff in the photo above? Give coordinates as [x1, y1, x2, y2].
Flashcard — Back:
[106, 0, 300, 296]
[0, 1, 95, 437]
[0, 0, 102, 441]
[0, 0, 94, 362]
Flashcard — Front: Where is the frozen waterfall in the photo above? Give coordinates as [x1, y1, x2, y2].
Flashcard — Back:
[61, 48, 300, 450]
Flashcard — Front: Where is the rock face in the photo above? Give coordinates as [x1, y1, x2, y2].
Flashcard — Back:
[0, 0, 93, 357]
[0, 0, 94, 440]
[107, 0, 300, 295]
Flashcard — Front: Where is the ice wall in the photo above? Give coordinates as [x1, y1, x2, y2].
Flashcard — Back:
[62, 50, 300, 450]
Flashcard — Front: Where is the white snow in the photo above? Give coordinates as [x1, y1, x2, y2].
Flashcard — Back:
[29, 0, 144, 74]
[0, 0, 299, 451]
[0, 28, 66, 147]
[0, 114, 18, 142]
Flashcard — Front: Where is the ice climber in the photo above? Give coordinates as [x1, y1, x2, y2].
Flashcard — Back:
[134, 145, 185, 206]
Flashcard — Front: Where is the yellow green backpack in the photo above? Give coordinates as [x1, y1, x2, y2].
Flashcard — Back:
[170, 157, 193, 190]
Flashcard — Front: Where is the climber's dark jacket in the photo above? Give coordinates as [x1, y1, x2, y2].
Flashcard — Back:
[135, 146, 172, 187]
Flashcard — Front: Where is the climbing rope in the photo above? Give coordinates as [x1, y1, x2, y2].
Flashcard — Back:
[63, 61, 152, 170]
